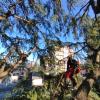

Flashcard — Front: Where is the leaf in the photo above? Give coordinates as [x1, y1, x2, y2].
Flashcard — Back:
[72, 17, 77, 26]
[35, 4, 46, 15]
[51, 15, 58, 21]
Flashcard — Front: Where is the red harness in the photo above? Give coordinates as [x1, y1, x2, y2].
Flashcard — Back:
[65, 66, 74, 79]
[65, 66, 80, 79]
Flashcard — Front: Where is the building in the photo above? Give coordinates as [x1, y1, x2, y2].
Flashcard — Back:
[54, 46, 74, 72]
[40, 45, 74, 74]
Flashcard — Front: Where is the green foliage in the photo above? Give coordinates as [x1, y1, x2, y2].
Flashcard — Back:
[27, 90, 37, 100]
[81, 16, 100, 47]
[0, 0, 100, 99]
[89, 91, 100, 100]
[9, 80, 50, 100]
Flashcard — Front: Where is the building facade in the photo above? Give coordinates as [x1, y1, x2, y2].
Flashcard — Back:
[40, 45, 74, 74]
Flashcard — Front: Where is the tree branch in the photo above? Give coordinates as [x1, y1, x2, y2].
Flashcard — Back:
[0, 46, 37, 81]
[75, 1, 90, 17]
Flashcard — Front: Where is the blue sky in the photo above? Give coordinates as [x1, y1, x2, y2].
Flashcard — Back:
[0, 0, 95, 62]
[0, 44, 6, 53]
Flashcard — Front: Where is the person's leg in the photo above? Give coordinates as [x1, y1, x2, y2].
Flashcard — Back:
[65, 71, 72, 88]
[71, 76, 77, 87]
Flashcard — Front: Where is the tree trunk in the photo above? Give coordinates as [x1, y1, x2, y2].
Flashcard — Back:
[74, 68, 100, 100]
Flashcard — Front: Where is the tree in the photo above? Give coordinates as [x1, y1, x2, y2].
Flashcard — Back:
[0, 0, 100, 99]
[0, 0, 82, 81]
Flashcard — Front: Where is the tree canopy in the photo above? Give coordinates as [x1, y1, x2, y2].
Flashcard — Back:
[0, 0, 100, 80]
[0, 0, 100, 100]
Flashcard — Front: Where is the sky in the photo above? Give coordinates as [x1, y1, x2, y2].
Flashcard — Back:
[0, 0, 96, 62]
[0, 44, 5, 54]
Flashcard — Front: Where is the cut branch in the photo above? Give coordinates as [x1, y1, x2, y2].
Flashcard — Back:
[0, 16, 5, 20]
